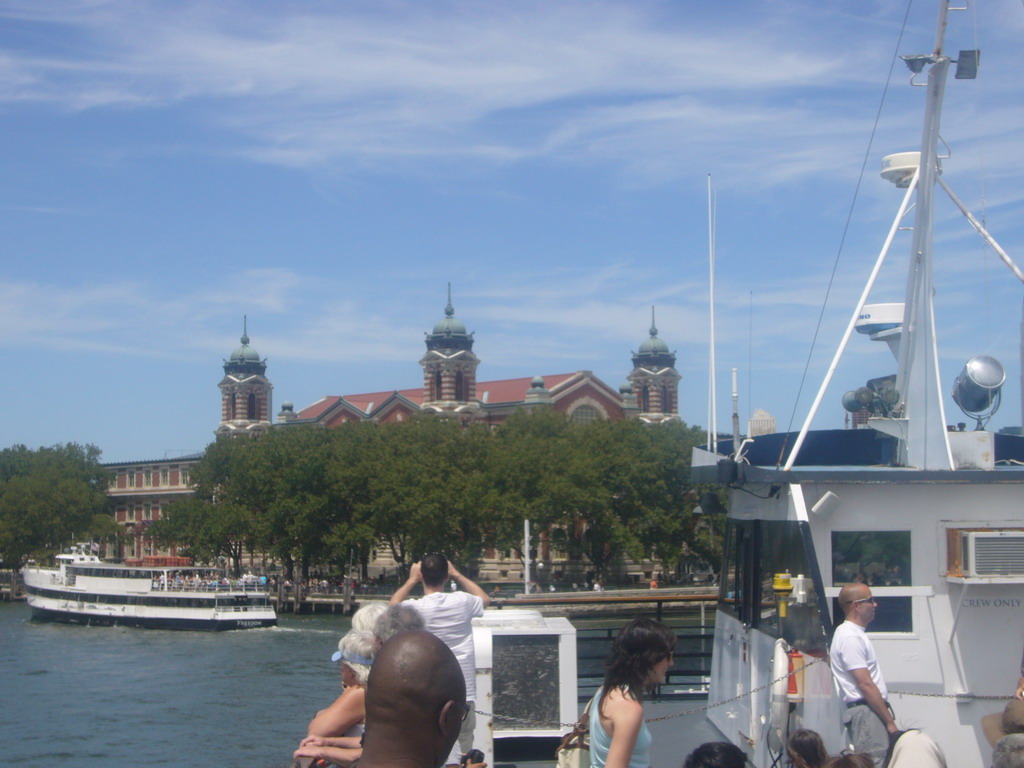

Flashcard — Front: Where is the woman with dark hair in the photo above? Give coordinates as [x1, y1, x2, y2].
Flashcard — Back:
[590, 617, 676, 768]
[787, 729, 829, 768]
[823, 755, 873, 768]
[682, 741, 746, 768]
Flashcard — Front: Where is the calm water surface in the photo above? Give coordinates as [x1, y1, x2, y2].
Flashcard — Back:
[1, 602, 716, 767]
[0, 601, 350, 768]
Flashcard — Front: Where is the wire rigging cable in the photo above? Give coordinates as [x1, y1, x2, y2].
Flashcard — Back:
[780, 1, 916, 458]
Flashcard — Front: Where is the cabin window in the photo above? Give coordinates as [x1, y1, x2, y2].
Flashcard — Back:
[831, 531, 912, 632]
[720, 519, 828, 654]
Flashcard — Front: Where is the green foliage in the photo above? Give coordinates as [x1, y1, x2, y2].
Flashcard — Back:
[0, 443, 110, 567]
[149, 412, 714, 581]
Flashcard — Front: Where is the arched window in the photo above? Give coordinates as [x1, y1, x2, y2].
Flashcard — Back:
[247, 392, 257, 419]
[570, 405, 600, 424]
[228, 395, 237, 420]
[455, 371, 466, 401]
[661, 385, 671, 413]
[433, 370, 442, 401]
[640, 386, 650, 412]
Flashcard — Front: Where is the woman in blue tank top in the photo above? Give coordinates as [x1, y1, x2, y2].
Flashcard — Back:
[589, 618, 676, 768]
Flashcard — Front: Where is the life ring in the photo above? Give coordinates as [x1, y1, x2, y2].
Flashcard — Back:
[767, 638, 790, 754]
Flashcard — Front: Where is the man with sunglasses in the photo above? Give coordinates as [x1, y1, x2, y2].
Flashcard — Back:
[391, 553, 490, 767]
[830, 583, 899, 766]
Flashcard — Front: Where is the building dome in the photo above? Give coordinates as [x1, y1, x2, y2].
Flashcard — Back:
[638, 328, 670, 355]
[425, 286, 474, 353]
[223, 319, 267, 377]
[432, 306, 468, 336]
[230, 332, 263, 363]
[631, 307, 676, 371]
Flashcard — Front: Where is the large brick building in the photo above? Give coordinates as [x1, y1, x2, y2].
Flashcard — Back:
[269, 293, 681, 429]
[110, 291, 684, 580]
[106, 455, 200, 565]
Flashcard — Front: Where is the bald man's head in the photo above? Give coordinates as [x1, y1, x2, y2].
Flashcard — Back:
[362, 630, 466, 768]
[838, 582, 877, 627]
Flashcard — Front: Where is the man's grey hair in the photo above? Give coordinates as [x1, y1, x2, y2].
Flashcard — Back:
[374, 603, 425, 646]
[994, 733, 1024, 768]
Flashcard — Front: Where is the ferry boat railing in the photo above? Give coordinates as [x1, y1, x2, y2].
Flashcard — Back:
[160, 580, 270, 593]
[575, 619, 715, 701]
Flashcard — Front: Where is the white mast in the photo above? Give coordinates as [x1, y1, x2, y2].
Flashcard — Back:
[893, 1, 955, 469]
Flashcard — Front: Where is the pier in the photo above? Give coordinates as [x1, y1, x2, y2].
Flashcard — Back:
[1, 571, 24, 602]
[272, 585, 717, 618]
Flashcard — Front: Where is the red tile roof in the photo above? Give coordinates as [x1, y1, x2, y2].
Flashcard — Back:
[297, 373, 581, 419]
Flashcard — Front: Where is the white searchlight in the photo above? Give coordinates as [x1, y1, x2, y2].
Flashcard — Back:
[951, 354, 1005, 428]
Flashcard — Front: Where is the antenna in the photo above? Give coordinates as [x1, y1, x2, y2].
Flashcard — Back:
[731, 368, 741, 452]
[707, 174, 718, 452]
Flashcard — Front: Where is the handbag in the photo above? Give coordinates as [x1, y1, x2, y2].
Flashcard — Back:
[556, 696, 593, 768]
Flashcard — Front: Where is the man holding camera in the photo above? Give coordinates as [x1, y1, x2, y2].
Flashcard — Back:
[390, 553, 491, 768]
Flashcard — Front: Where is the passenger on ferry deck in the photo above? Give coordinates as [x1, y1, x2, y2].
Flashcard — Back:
[1017, 646, 1024, 700]
[589, 617, 675, 768]
[993, 733, 1024, 768]
[295, 629, 377, 765]
[390, 554, 490, 767]
[360, 630, 467, 768]
[984, 700, 1024, 754]
[822, 755, 873, 768]
[786, 728, 829, 768]
[885, 729, 946, 767]
[350, 601, 386, 634]
[374, 603, 425, 647]
[829, 583, 898, 767]
[682, 741, 746, 768]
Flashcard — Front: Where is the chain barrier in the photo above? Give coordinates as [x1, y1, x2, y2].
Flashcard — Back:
[477, 657, 827, 730]
[889, 689, 1010, 701]
[477, 657, 1012, 730]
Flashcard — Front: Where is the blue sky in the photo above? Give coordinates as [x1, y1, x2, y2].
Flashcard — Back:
[2, 0, 1023, 463]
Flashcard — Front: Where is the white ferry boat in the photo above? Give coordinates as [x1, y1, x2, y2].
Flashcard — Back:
[22, 544, 277, 631]
[692, 2, 1024, 766]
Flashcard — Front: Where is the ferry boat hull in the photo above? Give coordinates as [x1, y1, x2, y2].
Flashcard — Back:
[21, 546, 277, 632]
[24, 599, 277, 631]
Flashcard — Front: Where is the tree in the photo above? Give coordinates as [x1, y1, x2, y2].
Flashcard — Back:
[356, 416, 496, 574]
[0, 443, 110, 568]
[150, 437, 258, 575]
[245, 426, 342, 581]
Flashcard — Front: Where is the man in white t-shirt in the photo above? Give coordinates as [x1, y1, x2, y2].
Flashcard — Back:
[390, 554, 490, 767]
[830, 582, 899, 766]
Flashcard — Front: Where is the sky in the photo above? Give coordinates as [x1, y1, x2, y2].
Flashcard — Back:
[2, 0, 1023, 464]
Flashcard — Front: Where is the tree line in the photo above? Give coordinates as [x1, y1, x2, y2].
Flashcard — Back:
[0, 443, 115, 568]
[149, 410, 721, 581]
[0, 412, 724, 582]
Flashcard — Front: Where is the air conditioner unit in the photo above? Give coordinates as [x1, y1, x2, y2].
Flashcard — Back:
[961, 530, 1024, 577]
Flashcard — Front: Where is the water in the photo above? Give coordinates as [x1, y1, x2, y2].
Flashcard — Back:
[1, 602, 718, 767]
[0, 602, 348, 768]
